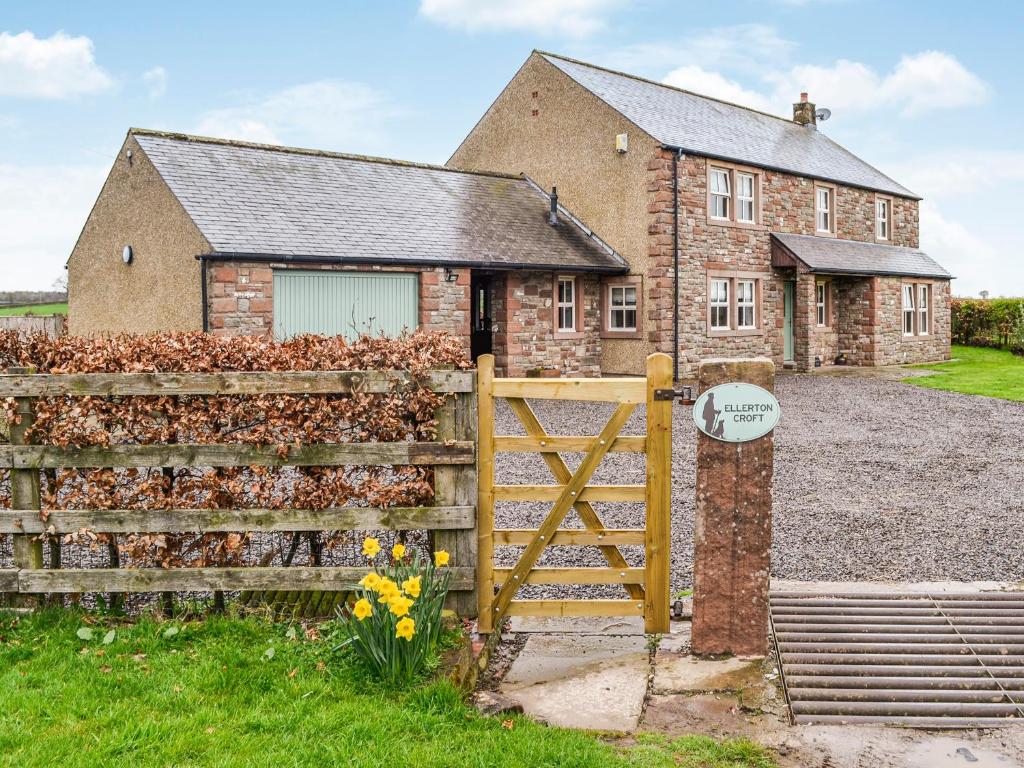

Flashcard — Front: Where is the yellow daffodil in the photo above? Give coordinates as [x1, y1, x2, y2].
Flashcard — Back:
[358, 572, 382, 591]
[396, 617, 415, 641]
[391, 542, 406, 560]
[401, 575, 421, 598]
[361, 537, 381, 558]
[434, 549, 450, 567]
[376, 577, 399, 604]
[352, 598, 373, 621]
[389, 594, 414, 618]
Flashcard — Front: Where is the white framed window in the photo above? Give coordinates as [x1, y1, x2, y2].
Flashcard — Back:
[557, 276, 576, 332]
[608, 284, 637, 331]
[816, 282, 828, 326]
[918, 284, 929, 335]
[876, 198, 890, 240]
[710, 279, 730, 330]
[816, 187, 833, 233]
[736, 280, 756, 329]
[902, 284, 915, 336]
[736, 173, 755, 224]
[709, 168, 731, 220]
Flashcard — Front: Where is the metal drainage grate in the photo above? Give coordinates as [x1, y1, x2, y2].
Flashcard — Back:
[770, 591, 1024, 728]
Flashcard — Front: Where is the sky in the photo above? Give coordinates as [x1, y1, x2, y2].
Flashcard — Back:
[1, 0, 1020, 296]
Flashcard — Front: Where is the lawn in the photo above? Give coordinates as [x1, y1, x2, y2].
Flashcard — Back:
[0, 611, 775, 768]
[0, 302, 67, 316]
[905, 344, 1024, 402]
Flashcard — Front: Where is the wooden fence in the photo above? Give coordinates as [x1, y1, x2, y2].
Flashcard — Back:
[0, 315, 65, 338]
[0, 368, 478, 614]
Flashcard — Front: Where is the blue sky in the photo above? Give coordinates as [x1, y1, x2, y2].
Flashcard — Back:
[2, 0, 1021, 295]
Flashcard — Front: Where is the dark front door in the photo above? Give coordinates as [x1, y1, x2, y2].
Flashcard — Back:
[470, 274, 492, 360]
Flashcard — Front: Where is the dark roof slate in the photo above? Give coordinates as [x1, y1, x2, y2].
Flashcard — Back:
[772, 232, 951, 279]
[540, 53, 917, 199]
[133, 130, 627, 272]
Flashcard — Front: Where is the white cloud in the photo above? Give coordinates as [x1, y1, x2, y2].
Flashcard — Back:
[765, 51, 989, 117]
[917, 201, 1013, 297]
[0, 30, 113, 99]
[0, 164, 108, 289]
[142, 66, 167, 100]
[419, 0, 617, 37]
[891, 151, 1024, 201]
[663, 65, 774, 112]
[603, 24, 794, 77]
[195, 80, 400, 150]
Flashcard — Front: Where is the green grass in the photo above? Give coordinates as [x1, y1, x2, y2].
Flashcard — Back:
[0, 302, 67, 316]
[905, 344, 1024, 401]
[0, 611, 775, 768]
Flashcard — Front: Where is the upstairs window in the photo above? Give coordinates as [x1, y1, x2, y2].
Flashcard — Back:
[707, 164, 760, 226]
[736, 173, 756, 224]
[709, 169, 731, 220]
[608, 284, 637, 331]
[557, 276, 576, 332]
[902, 284, 915, 335]
[876, 196, 891, 241]
[816, 185, 834, 234]
[710, 279, 730, 329]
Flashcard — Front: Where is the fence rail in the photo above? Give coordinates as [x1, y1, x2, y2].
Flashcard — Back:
[0, 367, 478, 613]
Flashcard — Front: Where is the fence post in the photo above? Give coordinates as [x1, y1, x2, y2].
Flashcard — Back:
[691, 358, 774, 657]
[645, 353, 672, 634]
[8, 366, 43, 607]
[434, 370, 479, 618]
[475, 354, 495, 634]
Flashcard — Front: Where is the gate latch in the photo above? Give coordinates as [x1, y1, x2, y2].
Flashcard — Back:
[653, 386, 694, 405]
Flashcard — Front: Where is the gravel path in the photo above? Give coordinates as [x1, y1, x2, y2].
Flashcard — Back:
[493, 373, 1024, 597]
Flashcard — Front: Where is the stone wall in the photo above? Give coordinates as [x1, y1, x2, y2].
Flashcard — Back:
[489, 270, 602, 377]
[646, 148, 940, 377]
[206, 262, 471, 348]
[875, 277, 952, 365]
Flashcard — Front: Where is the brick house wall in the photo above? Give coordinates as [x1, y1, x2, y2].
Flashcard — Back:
[488, 270, 602, 377]
[206, 262, 471, 347]
[647, 148, 946, 376]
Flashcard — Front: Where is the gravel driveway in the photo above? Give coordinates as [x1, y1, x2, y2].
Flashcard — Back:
[493, 372, 1024, 596]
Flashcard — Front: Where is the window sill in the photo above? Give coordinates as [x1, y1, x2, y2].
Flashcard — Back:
[601, 329, 642, 340]
[553, 331, 585, 341]
[708, 218, 766, 232]
[709, 327, 764, 338]
[815, 229, 837, 238]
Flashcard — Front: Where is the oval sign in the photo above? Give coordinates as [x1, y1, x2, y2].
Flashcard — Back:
[692, 383, 780, 443]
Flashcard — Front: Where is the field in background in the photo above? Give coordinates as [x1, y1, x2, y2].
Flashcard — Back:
[906, 345, 1024, 401]
[0, 303, 68, 316]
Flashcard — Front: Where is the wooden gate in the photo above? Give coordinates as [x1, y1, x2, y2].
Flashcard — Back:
[476, 353, 672, 634]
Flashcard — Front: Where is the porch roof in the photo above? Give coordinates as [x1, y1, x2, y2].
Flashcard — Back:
[770, 233, 952, 279]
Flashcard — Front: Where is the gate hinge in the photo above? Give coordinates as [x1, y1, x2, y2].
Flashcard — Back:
[653, 386, 694, 405]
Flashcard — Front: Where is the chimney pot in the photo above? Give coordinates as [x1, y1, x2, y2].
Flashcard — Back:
[549, 186, 558, 226]
[800, 92, 808, 103]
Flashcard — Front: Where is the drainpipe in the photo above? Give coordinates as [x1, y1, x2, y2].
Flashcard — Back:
[197, 255, 210, 331]
[672, 149, 682, 382]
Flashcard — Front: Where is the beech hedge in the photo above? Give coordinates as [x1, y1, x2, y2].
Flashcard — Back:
[952, 298, 1024, 355]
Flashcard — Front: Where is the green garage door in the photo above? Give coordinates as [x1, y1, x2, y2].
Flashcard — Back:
[273, 270, 418, 340]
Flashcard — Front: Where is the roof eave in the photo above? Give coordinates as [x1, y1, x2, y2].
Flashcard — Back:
[661, 144, 922, 201]
[194, 252, 629, 274]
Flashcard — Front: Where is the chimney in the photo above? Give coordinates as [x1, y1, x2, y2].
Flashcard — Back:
[793, 92, 816, 127]
[549, 186, 558, 225]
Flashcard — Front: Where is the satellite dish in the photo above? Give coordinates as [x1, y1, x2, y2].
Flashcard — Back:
[815, 107, 832, 122]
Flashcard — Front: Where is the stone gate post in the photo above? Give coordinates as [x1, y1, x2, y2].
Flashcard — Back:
[691, 358, 775, 657]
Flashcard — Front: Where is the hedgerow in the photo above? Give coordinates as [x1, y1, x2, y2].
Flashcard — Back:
[0, 330, 470, 571]
[951, 298, 1024, 355]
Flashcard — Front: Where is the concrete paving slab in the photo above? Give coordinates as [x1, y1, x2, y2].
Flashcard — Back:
[659, 622, 691, 653]
[500, 633, 650, 732]
[504, 633, 648, 687]
[654, 654, 763, 696]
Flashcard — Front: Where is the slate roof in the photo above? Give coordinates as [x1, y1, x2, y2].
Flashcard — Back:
[772, 233, 951, 279]
[132, 130, 628, 272]
[540, 52, 918, 199]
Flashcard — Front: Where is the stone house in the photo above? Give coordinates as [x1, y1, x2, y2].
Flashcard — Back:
[67, 129, 629, 376]
[448, 51, 952, 377]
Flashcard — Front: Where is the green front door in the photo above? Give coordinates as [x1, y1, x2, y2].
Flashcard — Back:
[272, 270, 418, 340]
[783, 281, 795, 362]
